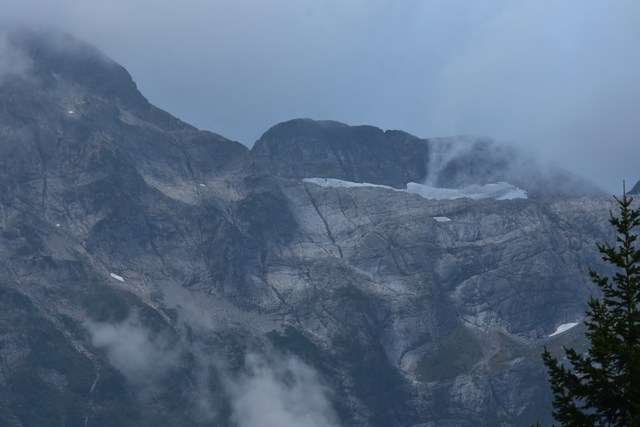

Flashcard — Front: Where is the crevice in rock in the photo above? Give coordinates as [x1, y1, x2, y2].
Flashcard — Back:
[303, 183, 343, 258]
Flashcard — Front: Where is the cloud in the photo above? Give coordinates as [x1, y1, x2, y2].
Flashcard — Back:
[0, 30, 32, 82]
[422, 0, 640, 191]
[84, 315, 181, 393]
[228, 353, 341, 427]
[84, 305, 340, 426]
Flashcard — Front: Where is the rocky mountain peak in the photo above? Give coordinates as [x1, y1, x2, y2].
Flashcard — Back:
[0, 27, 249, 221]
[6, 27, 143, 107]
[251, 118, 431, 187]
[0, 27, 197, 134]
[630, 179, 640, 194]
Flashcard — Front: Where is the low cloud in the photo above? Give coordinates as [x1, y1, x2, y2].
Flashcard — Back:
[228, 353, 341, 427]
[0, 30, 32, 82]
[84, 315, 181, 393]
[422, 1, 640, 191]
[84, 308, 341, 426]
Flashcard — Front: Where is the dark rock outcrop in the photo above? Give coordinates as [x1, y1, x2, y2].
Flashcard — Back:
[251, 118, 430, 188]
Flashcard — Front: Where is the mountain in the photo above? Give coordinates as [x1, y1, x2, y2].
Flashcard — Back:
[630, 179, 640, 194]
[0, 28, 621, 426]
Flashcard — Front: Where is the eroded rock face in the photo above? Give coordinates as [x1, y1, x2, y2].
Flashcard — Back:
[266, 180, 614, 425]
[0, 29, 621, 426]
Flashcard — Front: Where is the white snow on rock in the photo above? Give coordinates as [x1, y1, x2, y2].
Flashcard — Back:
[68, 110, 74, 114]
[405, 182, 527, 200]
[303, 178, 527, 201]
[303, 178, 393, 190]
[199, 183, 206, 187]
[433, 217, 452, 222]
[110, 273, 124, 282]
[549, 322, 579, 337]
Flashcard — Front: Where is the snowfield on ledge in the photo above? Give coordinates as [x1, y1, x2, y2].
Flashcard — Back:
[549, 322, 580, 337]
[303, 178, 527, 201]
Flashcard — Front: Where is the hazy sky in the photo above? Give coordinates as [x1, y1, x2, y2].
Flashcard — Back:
[3, 0, 639, 192]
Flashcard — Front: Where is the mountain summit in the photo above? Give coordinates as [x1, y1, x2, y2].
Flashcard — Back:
[0, 28, 618, 426]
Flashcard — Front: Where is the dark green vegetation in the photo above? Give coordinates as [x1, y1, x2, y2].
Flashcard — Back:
[543, 191, 640, 425]
[416, 324, 481, 382]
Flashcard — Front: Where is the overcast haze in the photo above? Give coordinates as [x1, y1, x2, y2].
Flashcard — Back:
[3, 0, 639, 192]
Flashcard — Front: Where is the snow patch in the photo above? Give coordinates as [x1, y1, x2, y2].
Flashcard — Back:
[55, 223, 60, 227]
[549, 322, 579, 337]
[433, 216, 452, 222]
[303, 178, 392, 190]
[68, 110, 74, 114]
[303, 178, 527, 201]
[199, 183, 206, 187]
[406, 182, 527, 200]
[110, 273, 124, 282]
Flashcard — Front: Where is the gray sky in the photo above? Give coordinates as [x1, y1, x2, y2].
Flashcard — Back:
[3, 0, 639, 192]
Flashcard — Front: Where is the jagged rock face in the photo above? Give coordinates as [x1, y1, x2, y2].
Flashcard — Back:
[0, 29, 622, 426]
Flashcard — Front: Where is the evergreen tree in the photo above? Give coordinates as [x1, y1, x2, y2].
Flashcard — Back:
[542, 189, 640, 426]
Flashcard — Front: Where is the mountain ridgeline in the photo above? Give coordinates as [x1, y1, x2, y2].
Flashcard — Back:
[0, 28, 626, 426]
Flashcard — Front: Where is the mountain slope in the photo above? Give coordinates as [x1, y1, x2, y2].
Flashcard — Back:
[0, 28, 621, 426]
